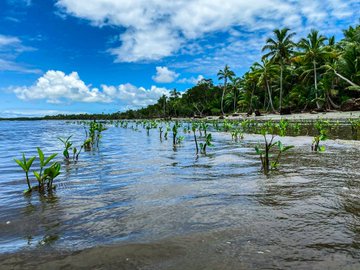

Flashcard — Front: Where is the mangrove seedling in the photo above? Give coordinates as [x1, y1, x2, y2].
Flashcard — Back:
[254, 121, 293, 174]
[199, 133, 213, 155]
[164, 125, 170, 140]
[349, 118, 360, 139]
[172, 122, 179, 146]
[146, 124, 151, 136]
[159, 126, 163, 140]
[58, 135, 73, 160]
[231, 128, 244, 142]
[14, 153, 36, 193]
[44, 162, 61, 191]
[277, 119, 289, 136]
[33, 148, 57, 190]
[200, 121, 209, 137]
[192, 123, 199, 155]
[270, 141, 294, 170]
[312, 120, 329, 152]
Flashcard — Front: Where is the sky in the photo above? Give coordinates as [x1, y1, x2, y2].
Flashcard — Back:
[0, 0, 359, 117]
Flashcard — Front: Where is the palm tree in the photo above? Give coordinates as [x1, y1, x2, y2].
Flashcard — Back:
[297, 29, 328, 109]
[323, 26, 360, 92]
[253, 59, 277, 113]
[241, 67, 259, 112]
[262, 28, 296, 111]
[157, 95, 167, 116]
[229, 77, 242, 113]
[217, 65, 235, 115]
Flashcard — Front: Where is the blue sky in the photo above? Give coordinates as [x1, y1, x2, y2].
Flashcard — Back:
[0, 0, 359, 117]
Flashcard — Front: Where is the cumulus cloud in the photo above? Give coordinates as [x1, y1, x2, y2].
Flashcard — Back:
[152, 66, 179, 83]
[11, 70, 170, 109]
[13, 70, 110, 103]
[104, 83, 170, 108]
[55, 0, 360, 64]
[177, 75, 204, 85]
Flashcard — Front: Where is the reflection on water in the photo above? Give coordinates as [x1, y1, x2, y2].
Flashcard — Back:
[0, 120, 359, 269]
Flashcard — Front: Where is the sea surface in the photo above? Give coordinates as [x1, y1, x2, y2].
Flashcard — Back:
[0, 120, 359, 269]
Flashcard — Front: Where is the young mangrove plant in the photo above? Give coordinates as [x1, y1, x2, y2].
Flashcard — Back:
[254, 121, 293, 174]
[146, 124, 151, 136]
[44, 162, 61, 191]
[33, 148, 58, 191]
[164, 124, 170, 140]
[312, 119, 329, 152]
[14, 148, 60, 194]
[192, 122, 199, 155]
[58, 135, 83, 162]
[84, 121, 107, 150]
[200, 121, 209, 137]
[277, 119, 289, 136]
[270, 141, 294, 170]
[58, 135, 72, 160]
[159, 126, 163, 140]
[231, 128, 244, 142]
[14, 153, 36, 193]
[199, 133, 213, 155]
[172, 122, 179, 146]
[349, 118, 360, 139]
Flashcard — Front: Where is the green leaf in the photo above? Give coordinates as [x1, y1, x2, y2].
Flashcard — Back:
[319, 145, 326, 152]
[14, 158, 27, 171]
[283, 145, 294, 152]
[33, 171, 41, 181]
[37, 148, 44, 165]
[255, 146, 263, 155]
[26, 156, 36, 170]
[44, 153, 57, 166]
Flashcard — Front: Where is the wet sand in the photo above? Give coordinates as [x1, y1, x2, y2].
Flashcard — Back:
[1, 229, 360, 270]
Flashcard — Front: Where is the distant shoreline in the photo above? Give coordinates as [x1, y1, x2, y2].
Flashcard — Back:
[1, 110, 359, 122]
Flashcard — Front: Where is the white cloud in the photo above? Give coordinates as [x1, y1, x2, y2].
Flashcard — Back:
[177, 75, 204, 85]
[55, 0, 360, 64]
[0, 59, 41, 74]
[109, 26, 182, 62]
[12, 70, 110, 103]
[0, 35, 20, 47]
[11, 70, 170, 109]
[108, 83, 170, 108]
[152, 66, 179, 83]
[0, 34, 39, 73]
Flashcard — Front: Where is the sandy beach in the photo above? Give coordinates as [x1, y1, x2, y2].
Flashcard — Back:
[207, 110, 360, 121]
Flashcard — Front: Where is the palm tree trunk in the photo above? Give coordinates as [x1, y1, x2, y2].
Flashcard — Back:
[333, 70, 360, 89]
[221, 78, 227, 115]
[279, 63, 283, 111]
[313, 60, 321, 109]
[233, 90, 236, 113]
[266, 78, 276, 113]
[326, 91, 340, 109]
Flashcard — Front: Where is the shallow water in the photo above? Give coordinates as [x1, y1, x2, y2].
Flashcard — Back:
[0, 120, 359, 269]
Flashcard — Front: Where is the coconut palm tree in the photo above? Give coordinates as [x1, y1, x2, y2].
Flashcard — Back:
[253, 59, 277, 113]
[297, 29, 328, 109]
[217, 65, 235, 115]
[229, 76, 242, 113]
[323, 26, 360, 92]
[262, 28, 296, 111]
